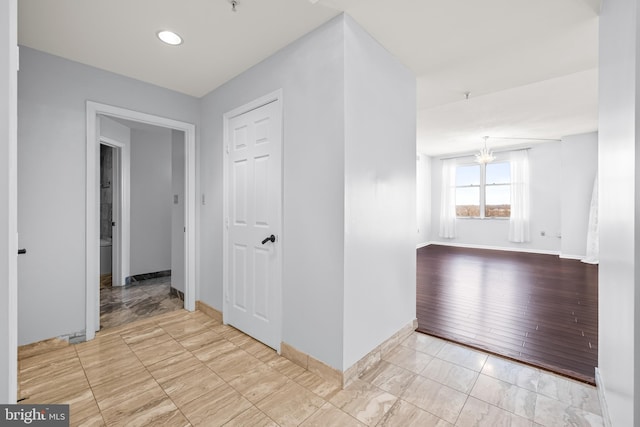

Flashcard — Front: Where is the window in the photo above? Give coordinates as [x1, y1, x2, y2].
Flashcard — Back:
[456, 161, 511, 218]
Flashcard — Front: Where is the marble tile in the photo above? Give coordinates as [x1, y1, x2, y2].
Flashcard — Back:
[307, 355, 343, 385]
[130, 336, 186, 366]
[228, 363, 289, 404]
[180, 384, 252, 426]
[73, 412, 106, 427]
[121, 325, 168, 347]
[177, 329, 225, 352]
[537, 372, 602, 416]
[147, 352, 205, 384]
[435, 342, 488, 372]
[223, 406, 279, 427]
[159, 317, 209, 340]
[82, 353, 146, 387]
[457, 397, 534, 427]
[63, 389, 104, 427]
[241, 338, 276, 358]
[300, 402, 366, 427]
[421, 357, 479, 394]
[401, 332, 447, 356]
[534, 394, 604, 427]
[91, 371, 160, 410]
[294, 370, 342, 400]
[101, 396, 188, 427]
[206, 347, 263, 382]
[256, 380, 325, 427]
[99, 278, 183, 330]
[329, 379, 397, 426]
[401, 375, 467, 424]
[160, 364, 225, 408]
[267, 355, 307, 379]
[377, 399, 452, 427]
[359, 360, 416, 396]
[20, 350, 83, 383]
[20, 363, 89, 402]
[18, 346, 78, 371]
[192, 339, 237, 363]
[18, 295, 604, 427]
[482, 356, 541, 392]
[470, 374, 537, 420]
[383, 345, 433, 374]
[18, 337, 70, 360]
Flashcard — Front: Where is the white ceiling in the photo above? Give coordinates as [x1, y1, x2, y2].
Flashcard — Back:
[18, 0, 600, 156]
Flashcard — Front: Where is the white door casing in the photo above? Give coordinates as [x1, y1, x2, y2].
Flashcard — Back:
[86, 101, 197, 341]
[223, 91, 283, 351]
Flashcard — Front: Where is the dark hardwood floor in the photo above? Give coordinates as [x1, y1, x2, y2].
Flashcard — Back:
[416, 244, 598, 384]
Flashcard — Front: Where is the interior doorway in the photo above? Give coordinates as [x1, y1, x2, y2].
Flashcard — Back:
[99, 144, 115, 289]
[86, 102, 197, 341]
[97, 118, 187, 330]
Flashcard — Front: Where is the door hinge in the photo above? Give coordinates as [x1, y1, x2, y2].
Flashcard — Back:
[225, 217, 229, 229]
[226, 145, 230, 154]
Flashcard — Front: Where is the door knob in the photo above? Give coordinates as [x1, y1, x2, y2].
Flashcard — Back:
[18, 249, 26, 255]
[261, 235, 276, 245]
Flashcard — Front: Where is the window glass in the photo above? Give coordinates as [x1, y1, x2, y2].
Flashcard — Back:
[456, 165, 481, 186]
[486, 162, 510, 184]
[485, 185, 510, 217]
[456, 187, 480, 217]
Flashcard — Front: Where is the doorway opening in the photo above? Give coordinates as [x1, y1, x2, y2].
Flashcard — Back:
[97, 119, 187, 329]
[86, 102, 197, 341]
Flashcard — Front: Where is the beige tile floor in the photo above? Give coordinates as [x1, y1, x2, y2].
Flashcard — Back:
[18, 309, 604, 426]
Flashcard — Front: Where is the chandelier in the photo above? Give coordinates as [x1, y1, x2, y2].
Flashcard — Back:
[475, 136, 495, 164]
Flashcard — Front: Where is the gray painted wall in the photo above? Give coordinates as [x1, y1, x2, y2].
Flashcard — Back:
[560, 132, 598, 258]
[130, 127, 172, 276]
[200, 15, 347, 369]
[0, 0, 17, 403]
[200, 14, 416, 371]
[17, 47, 199, 345]
[342, 15, 416, 369]
[598, 0, 639, 424]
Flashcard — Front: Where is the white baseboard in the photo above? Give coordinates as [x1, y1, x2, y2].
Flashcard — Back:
[559, 253, 584, 260]
[427, 241, 560, 256]
[416, 241, 431, 249]
[595, 368, 612, 427]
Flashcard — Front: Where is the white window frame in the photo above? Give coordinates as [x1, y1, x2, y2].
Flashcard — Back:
[455, 157, 511, 219]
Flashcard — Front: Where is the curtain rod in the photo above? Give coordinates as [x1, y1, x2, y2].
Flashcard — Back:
[439, 146, 531, 161]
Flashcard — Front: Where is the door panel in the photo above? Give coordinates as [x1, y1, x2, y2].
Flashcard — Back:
[226, 99, 281, 350]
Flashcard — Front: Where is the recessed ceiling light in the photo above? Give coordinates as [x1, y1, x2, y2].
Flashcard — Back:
[157, 30, 183, 46]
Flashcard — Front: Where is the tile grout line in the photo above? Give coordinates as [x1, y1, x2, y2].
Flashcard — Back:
[72, 342, 108, 426]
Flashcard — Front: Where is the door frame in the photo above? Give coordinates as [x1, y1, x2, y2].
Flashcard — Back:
[99, 138, 128, 289]
[86, 101, 197, 340]
[222, 89, 283, 351]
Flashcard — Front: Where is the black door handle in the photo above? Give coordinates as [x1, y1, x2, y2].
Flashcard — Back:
[261, 235, 275, 245]
[18, 249, 26, 255]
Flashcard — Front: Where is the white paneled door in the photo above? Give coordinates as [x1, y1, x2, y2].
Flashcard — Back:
[225, 98, 282, 351]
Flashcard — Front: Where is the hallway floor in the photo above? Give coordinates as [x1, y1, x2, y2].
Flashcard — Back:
[100, 276, 183, 329]
[18, 309, 603, 426]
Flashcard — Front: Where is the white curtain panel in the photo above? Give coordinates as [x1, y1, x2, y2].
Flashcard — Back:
[508, 150, 531, 243]
[439, 158, 457, 238]
[582, 175, 599, 264]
